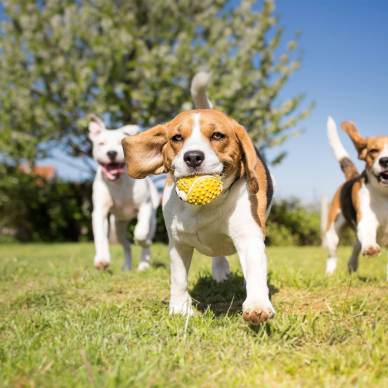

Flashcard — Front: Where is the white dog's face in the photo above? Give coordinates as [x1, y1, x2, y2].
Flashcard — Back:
[89, 115, 140, 181]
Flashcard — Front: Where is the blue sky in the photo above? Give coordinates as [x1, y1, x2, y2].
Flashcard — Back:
[267, 0, 388, 202]
[41, 0, 388, 202]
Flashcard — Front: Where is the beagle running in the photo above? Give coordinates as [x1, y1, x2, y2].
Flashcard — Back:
[323, 116, 388, 278]
[122, 74, 274, 324]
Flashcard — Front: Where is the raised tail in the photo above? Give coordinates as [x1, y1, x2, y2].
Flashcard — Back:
[191, 72, 212, 109]
[327, 116, 358, 180]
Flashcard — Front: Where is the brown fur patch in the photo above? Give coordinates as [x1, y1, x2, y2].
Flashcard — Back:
[339, 157, 358, 180]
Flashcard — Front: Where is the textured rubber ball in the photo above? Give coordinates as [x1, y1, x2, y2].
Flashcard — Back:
[175, 175, 223, 205]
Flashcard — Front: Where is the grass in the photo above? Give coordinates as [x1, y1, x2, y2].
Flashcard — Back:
[0, 243, 387, 387]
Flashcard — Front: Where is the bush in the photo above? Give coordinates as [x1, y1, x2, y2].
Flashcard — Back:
[267, 199, 321, 246]
[0, 167, 92, 242]
[0, 167, 168, 243]
[0, 171, 332, 247]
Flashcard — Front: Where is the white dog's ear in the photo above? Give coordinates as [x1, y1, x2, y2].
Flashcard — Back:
[120, 125, 141, 137]
[89, 115, 106, 141]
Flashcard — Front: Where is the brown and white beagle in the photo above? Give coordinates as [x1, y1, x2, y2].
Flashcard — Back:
[323, 116, 388, 278]
[121, 76, 274, 324]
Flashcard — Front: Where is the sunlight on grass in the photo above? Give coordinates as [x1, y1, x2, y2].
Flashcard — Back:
[0, 243, 387, 387]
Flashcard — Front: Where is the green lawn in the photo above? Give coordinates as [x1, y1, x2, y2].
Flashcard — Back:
[0, 243, 387, 387]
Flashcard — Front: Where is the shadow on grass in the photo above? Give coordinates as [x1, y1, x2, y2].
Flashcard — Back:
[357, 275, 380, 283]
[191, 272, 279, 317]
[152, 260, 167, 269]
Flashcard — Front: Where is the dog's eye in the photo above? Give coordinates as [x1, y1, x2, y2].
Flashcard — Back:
[369, 149, 379, 155]
[211, 132, 225, 141]
[171, 134, 183, 142]
[98, 142, 105, 146]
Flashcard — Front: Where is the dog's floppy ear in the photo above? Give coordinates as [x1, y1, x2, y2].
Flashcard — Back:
[89, 115, 106, 141]
[341, 121, 368, 160]
[234, 122, 271, 232]
[120, 125, 141, 137]
[234, 123, 259, 194]
[121, 124, 168, 178]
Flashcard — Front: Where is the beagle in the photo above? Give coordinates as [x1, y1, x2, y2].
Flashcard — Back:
[323, 116, 388, 278]
[122, 75, 274, 324]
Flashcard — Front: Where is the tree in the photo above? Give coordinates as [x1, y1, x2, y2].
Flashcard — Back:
[0, 0, 311, 171]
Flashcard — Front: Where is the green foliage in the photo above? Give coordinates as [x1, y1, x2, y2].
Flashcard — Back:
[0, 167, 92, 241]
[267, 199, 321, 246]
[0, 243, 387, 386]
[0, 0, 311, 168]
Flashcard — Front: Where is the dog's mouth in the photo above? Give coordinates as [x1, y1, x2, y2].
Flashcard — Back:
[100, 162, 126, 181]
[377, 171, 388, 185]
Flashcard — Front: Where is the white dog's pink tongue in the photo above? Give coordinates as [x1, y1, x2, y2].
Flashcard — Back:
[102, 163, 125, 180]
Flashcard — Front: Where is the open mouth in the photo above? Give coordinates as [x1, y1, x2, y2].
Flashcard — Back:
[100, 162, 126, 180]
[377, 171, 388, 185]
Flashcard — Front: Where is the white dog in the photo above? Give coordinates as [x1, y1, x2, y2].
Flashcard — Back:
[88, 115, 160, 271]
[122, 74, 275, 325]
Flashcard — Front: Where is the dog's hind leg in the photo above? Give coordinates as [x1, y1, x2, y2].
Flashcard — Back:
[212, 256, 230, 283]
[348, 240, 361, 274]
[93, 207, 111, 270]
[323, 214, 346, 275]
[115, 219, 132, 271]
[134, 202, 156, 271]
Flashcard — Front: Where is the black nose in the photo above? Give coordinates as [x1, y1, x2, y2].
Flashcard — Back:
[183, 150, 205, 168]
[107, 150, 117, 161]
[379, 157, 388, 168]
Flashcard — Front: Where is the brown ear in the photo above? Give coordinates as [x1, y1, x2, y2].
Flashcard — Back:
[121, 125, 168, 178]
[234, 123, 270, 233]
[234, 124, 259, 194]
[341, 121, 368, 160]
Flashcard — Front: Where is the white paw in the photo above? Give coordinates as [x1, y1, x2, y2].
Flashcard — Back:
[242, 298, 275, 325]
[94, 258, 110, 270]
[362, 244, 381, 257]
[137, 262, 151, 272]
[169, 294, 193, 316]
[325, 257, 337, 276]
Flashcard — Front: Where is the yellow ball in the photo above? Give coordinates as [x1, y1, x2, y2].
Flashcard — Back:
[176, 175, 223, 205]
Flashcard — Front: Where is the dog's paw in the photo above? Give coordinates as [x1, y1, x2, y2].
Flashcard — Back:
[242, 299, 275, 325]
[95, 260, 110, 270]
[169, 294, 193, 316]
[137, 262, 151, 272]
[362, 244, 381, 257]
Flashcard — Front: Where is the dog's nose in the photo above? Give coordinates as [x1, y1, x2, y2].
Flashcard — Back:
[183, 150, 205, 168]
[379, 157, 388, 168]
[107, 150, 117, 161]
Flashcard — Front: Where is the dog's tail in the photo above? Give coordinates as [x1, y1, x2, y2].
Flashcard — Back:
[191, 72, 212, 109]
[327, 116, 358, 180]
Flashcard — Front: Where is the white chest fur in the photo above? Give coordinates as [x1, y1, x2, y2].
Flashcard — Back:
[162, 178, 261, 257]
[360, 183, 388, 247]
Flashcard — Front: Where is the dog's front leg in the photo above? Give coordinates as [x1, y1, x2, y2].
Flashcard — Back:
[92, 207, 111, 269]
[169, 242, 194, 316]
[357, 210, 380, 257]
[233, 232, 275, 325]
